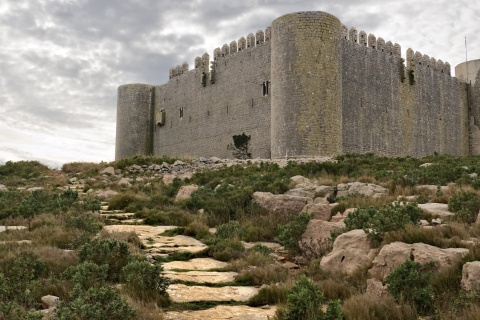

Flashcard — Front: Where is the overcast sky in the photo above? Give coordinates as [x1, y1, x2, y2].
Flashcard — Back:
[0, 0, 478, 168]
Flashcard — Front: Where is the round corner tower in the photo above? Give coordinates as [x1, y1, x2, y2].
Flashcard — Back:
[270, 11, 343, 158]
[115, 83, 154, 160]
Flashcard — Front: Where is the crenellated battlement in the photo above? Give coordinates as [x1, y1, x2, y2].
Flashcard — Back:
[342, 24, 452, 77]
[168, 27, 272, 79]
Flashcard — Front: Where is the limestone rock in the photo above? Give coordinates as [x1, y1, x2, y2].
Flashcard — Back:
[167, 284, 258, 303]
[164, 270, 237, 284]
[94, 189, 118, 200]
[41, 295, 60, 308]
[414, 185, 449, 194]
[461, 261, 480, 291]
[0, 226, 27, 232]
[284, 188, 315, 198]
[290, 175, 311, 186]
[366, 278, 389, 298]
[252, 192, 311, 216]
[164, 305, 276, 320]
[369, 242, 469, 280]
[302, 203, 332, 220]
[117, 177, 131, 186]
[320, 229, 377, 275]
[100, 166, 115, 175]
[336, 182, 387, 198]
[418, 203, 454, 218]
[163, 258, 229, 271]
[420, 163, 434, 168]
[175, 185, 199, 202]
[300, 220, 345, 257]
[0, 184, 7, 191]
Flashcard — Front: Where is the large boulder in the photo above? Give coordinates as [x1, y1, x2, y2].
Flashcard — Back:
[369, 242, 469, 280]
[320, 229, 378, 275]
[175, 185, 199, 202]
[418, 203, 454, 218]
[302, 203, 332, 220]
[336, 182, 387, 198]
[366, 278, 389, 298]
[41, 295, 60, 309]
[461, 261, 480, 291]
[300, 220, 345, 257]
[252, 192, 312, 216]
[100, 166, 115, 175]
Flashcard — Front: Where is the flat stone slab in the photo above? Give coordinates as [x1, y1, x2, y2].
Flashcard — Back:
[163, 258, 228, 271]
[0, 226, 27, 233]
[418, 203, 455, 218]
[167, 284, 259, 303]
[164, 305, 276, 320]
[102, 225, 207, 253]
[164, 271, 238, 284]
[242, 241, 283, 250]
[0, 240, 31, 245]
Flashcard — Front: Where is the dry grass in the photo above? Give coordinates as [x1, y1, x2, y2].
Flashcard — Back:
[383, 223, 470, 248]
[123, 294, 166, 320]
[235, 263, 290, 285]
[343, 293, 417, 320]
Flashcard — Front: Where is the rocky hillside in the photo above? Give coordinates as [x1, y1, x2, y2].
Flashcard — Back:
[0, 154, 480, 319]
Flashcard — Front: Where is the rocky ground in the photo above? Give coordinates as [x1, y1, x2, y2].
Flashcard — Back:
[2, 156, 480, 319]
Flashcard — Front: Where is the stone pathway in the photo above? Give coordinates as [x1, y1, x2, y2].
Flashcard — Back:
[164, 305, 276, 320]
[103, 224, 277, 319]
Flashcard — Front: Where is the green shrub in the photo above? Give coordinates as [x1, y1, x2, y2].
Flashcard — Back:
[62, 261, 108, 290]
[384, 259, 435, 315]
[1, 253, 46, 310]
[248, 285, 287, 307]
[216, 220, 245, 240]
[276, 275, 324, 320]
[83, 197, 101, 212]
[208, 239, 245, 262]
[121, 261, 169, 296]
[324, 300, 343, 320]
[277, 213, 313, 254]
[448, 190, 480, 224]
[345, 202, 421, 245]
[77, 238, 132, 282]
[15, 190, 51, 230]
[54, 286, 136, 320]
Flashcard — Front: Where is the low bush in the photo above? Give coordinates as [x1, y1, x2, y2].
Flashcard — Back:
[54, 286, 136, 320]
[384, 259, 435, 315]
[121, 261, 169, 303]
[277, 212, 313, 254]
[275, 275, 344, 320]
[344, 202, 421, 245]
[77, 238, 132, 282]
[448, 190, 480, 224]
[248, 284, 287, 307]
[216, 220, 245, 240]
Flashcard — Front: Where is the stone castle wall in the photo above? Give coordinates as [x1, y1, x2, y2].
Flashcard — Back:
[341, 31, 469, 157]
[152, 37, 272, 159]
[115, 11, 475, 160]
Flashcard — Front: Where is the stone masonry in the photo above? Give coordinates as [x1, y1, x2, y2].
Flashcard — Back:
[115, 11, 480, 160]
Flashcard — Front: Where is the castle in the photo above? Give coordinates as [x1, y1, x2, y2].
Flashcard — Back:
[115, 11, 480, 160]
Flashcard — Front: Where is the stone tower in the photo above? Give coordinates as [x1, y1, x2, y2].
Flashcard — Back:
[270, 12, 343, 158]
[115, 84, 154, 160]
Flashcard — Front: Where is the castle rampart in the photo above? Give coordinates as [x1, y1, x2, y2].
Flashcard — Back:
[115, 11, 479, 160]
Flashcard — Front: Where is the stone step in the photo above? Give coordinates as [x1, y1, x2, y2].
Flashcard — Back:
[167, 284, 259, 303]
[163, 258, 228, 271]
[164, 271, 238, 284]
[164, 305, 276, 320]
